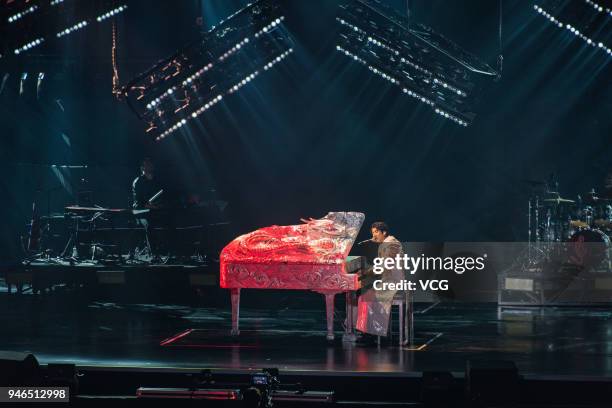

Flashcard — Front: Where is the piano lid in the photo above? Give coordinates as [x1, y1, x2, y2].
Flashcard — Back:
[220, 212, 365, 265]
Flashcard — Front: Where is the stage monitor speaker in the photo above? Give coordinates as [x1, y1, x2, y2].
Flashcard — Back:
[0, 351, 41, 386]
[466, 360, 520, 407]
[46, 363, 78, 392]
[421, 371, 454, 407]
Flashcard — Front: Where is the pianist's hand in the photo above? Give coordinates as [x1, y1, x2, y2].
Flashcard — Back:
[357, 266, 374, 279]
[300, 217, 316, 224]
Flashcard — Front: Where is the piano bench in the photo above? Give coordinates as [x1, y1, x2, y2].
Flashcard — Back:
[378, 291, 414, 347]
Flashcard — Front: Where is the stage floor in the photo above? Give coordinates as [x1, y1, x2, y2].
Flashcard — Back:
[1, 289, 611, 378]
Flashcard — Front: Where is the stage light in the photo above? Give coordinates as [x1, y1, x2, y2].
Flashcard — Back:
[262, 48, 293, 70]
[219, 37, 251, 61]
[534, 4, 612, 56]
[254, 15, 285, 38]
[228, 71, 259, 94]
[158, 46, 291, 141]
[336, 44, 470, 125]
[50, 0, 65, 5]
[156, 94, 224, 141]
[433, 78, 466, 97]
[56, 20, 89, 38]
[0, 73, 9, 96]
[8, 5, 38, 23]
[434, 107, 468, 126]
[366, 35, 400, 56]
[181, 63, 213, 86]
[14, 38, 45, 55]
[155, 47, 293, 141]
[335, 0, 494, 126]
[36, 72, 45, 97]
[96, 5, 127, 22]
[584, 0, 612, 17]
[19, 72, 27, 95]
[336, 17, 367, 35]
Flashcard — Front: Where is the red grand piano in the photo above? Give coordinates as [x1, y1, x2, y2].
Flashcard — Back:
[220, 212, 366, 340]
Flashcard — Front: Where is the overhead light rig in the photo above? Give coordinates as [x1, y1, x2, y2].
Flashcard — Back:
[122, 0, 295, 142]
[2, 0, 127, 57]
[336, 0, 500, 126]
[533, 0, 611, 57]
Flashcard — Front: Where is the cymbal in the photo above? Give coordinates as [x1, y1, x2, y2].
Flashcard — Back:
[594, 219, 612, 229]
[521, 179, 547, 186]
[569, 220, 589, 229]
[541, 198, 575, 204]
[583, 198, 612, 206]
[40, 215, 66, 220]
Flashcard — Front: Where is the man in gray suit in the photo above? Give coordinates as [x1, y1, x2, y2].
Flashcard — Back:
[355, 221, 404, 344]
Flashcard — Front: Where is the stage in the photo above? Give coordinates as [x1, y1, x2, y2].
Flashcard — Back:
[2, 284, 611, 377]
[2, 0, 611, 405]
[2, 283, 612, 404]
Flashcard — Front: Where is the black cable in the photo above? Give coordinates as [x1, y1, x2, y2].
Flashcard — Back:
[497, 0, 503, 80]
[406, 0, 410, 27]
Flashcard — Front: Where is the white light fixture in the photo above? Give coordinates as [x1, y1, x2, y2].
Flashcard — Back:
[8, 5, 38, 23]
[56, 20, 89, 38]
[14, 38, 45, 55]
[534, 5, 611, 56]
[96, 5, 128, 23]
[336, 44, 468, 126]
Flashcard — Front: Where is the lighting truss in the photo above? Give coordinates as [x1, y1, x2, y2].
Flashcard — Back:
[336, 0, 500, 126]
[122, 0, 295, 141]
[534, 1, 612, 57]
[8, 3, 127, 56]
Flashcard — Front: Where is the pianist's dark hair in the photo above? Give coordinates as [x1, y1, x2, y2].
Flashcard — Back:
[371, 222, 389, 234]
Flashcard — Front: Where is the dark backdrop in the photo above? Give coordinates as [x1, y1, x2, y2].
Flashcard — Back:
[1, 0, 610, 262]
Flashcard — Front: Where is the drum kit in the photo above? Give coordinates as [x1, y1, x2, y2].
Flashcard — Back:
[529, 187, 612, 271]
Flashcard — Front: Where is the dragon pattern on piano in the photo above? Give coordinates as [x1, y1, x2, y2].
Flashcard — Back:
[220, 212, 365, 290]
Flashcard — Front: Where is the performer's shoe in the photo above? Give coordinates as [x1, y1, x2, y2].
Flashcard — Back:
[355, 333, 378, 347]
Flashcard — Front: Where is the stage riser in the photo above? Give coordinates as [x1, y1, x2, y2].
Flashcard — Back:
[4, 265, 217, 302]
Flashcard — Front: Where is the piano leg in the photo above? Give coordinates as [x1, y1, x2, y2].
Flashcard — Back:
[323, 292, 335, 341]
[230, 288, 240, 336]
[342, 291, 358, 342]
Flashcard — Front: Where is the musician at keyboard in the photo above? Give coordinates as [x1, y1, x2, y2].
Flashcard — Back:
[132, 157, 163, 209]
[354, 221, 405, 345]
[131, 157, 167, 256]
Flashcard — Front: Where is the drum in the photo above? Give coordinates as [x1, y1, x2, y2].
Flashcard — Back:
[567, 228, 610, 270]
[593, 204, 612, 232]
[538, 202, 576, 242]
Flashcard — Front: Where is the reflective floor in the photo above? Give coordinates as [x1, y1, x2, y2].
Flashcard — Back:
[1, 288, 612, 378]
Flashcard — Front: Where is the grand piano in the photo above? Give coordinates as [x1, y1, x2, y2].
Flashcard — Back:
[220, 212, 366, 340]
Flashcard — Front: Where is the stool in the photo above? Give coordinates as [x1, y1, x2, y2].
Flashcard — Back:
[378, 290, 414, 346]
